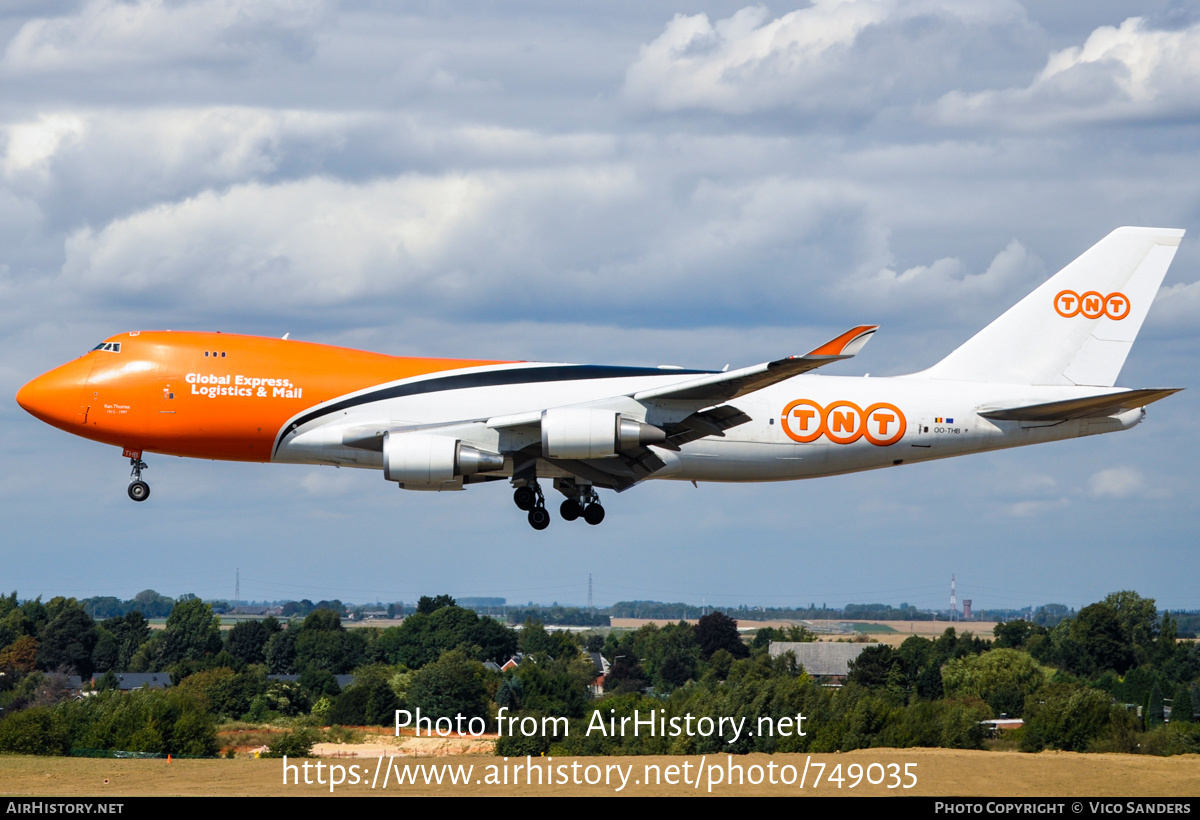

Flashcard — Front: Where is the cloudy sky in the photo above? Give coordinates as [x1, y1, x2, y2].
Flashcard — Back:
[2, 0, 1198, 614]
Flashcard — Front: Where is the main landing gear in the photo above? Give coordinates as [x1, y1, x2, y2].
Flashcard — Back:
[512, 479, 606, 529]
[513, 481, 550, 530]
[127, 457, 150, 502]
[560, 484, 604, 525]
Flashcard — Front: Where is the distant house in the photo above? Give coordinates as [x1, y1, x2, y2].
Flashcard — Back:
[230, 606, 278, 616]
[92, 673, 172, 690]
[268, 674, 356, 690]
[768, 642, 884, 684]
[588, 652, 611, 698]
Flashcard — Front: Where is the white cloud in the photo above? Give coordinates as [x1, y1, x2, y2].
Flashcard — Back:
[935, 16, 1200, 127]
[1008, 497, 1069, 518]
[829, 237, 1042, 319]
[1151, 280, 1200, 328]
[3, 0, 328, 74]
[48, 158, 906, 326]
[3, 114, 86, 177]
[57, 167, 650, 312]
[623, 0, 1027, 114]
[1087, 466, 1168, 499]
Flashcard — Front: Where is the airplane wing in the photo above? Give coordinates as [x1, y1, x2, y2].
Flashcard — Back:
[978, 388, 1181, 422]
[344, 326, 877, 490]
[509, 327, 876, 489]
[631, 325, 878, 403]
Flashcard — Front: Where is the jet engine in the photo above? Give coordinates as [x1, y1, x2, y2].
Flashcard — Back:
[540, 408, 666, 459]
[384, 433, 504, 484]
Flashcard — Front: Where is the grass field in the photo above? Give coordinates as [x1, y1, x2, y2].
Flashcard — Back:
[1, 749, 1196, 797]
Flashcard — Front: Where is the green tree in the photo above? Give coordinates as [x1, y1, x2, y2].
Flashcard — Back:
[847, 645, 897, 689]
[36, 604, 98, 678]
[941, 648, 1047, 718]
[993, 620, 1046, 649]
[1104, 591, 1158, 654]
[157, 597, 222, 666]
[226, 618, 280, 666]
[97, 612, 151, 672]
[130, 590, 175, 618]
[406, 649, 490, 721]
[416, 595, 457, 615]
[1022, 682, 1115, 752]
[265, 628, 297, 674]
[695, 612, 748, 660]
[1066, 603, 1135, 675]
[604, 655, 646, 694]
[295, 613, 366, 674]
[1146, 681, 1165, 728]
[1171, 685, 1194, 724]
[379, 605, 516, 669]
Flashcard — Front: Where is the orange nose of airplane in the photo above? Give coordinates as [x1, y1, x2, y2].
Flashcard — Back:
[16, 359, 91, 430]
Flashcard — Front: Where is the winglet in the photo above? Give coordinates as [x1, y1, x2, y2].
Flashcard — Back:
[633, 324, 880, 404]
[805, 325, 878, 358]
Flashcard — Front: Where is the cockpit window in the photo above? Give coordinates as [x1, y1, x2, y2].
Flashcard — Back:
[92, 342, 122, 353]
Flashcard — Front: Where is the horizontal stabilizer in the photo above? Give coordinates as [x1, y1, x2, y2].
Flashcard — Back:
[634, 325, 877, 404]
[979, 388, 1181, 422]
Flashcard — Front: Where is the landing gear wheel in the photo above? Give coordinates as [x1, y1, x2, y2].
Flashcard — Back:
[583, 503, 605, 525]
[528, 506, 551, 530]
[514, 486, 536, 511]
[127, 457, 150, 502]
[128, 480, 150, 502]
[560, 499, 583, 521]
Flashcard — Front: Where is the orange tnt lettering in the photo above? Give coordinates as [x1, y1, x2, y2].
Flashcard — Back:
[872, 412, 894, 434]
[781, 399, 824, 443]
[1104, 293, 1131, 320]
[792, 407, 816, 428]
[822, 401, 864, 444]
[864, 402, 906, 446]
[830, 410, 855, 433]
[783, 399, 904, 446]
[1055, 289, 1129, 320]
[1054, 289, 1081, 317]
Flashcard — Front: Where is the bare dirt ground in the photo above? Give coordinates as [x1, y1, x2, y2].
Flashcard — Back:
[1, 749, 1196, 797]
[310, 733, 494, 758]
[611, 618, 999, 645]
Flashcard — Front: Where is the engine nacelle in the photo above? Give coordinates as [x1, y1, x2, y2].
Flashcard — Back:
[384, 433, 504, 485]
[540, 408, 666, 459]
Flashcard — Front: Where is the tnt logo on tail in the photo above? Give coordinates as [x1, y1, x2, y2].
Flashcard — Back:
[1054, 290, 1130, 320]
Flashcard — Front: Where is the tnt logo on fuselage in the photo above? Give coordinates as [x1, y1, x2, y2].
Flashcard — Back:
[1054, 290, 1130, 320]
[780, 400, 906, 446]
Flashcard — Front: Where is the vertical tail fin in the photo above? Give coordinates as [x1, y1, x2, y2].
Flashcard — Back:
[916, 227, 1184, 386]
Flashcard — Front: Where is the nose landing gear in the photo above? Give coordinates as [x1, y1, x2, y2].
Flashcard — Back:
[127, 457, 150, 502]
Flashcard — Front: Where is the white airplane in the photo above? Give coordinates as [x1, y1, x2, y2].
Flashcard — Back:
[16, 227, 1183, 529]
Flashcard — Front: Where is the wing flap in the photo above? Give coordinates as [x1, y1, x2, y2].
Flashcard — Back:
[658, 405, 753, 451]
[978, 388, 1181, 422]
[632, 325, 877, 404]
[542, 446, 667, 492]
